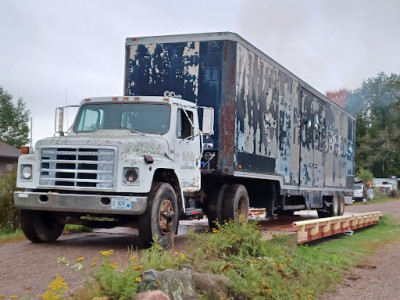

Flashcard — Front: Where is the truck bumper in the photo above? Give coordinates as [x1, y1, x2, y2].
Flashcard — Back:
[14, 191, 147, 215]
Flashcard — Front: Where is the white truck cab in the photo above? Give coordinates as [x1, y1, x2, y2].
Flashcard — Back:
[14, 95, 214, 248]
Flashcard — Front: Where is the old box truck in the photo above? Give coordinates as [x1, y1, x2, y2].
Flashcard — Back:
[14, 32, 355, 248]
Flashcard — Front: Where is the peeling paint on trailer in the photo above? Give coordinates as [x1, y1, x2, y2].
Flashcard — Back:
[233, 39, 354, 191]
[124, 32, 355, 196]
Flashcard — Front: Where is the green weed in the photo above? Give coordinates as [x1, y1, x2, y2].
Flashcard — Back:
[0, 172, 20, 232]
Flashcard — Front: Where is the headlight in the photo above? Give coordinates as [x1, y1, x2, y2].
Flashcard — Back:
[21, 165, 32, 179]
[124, 167, 138, 184]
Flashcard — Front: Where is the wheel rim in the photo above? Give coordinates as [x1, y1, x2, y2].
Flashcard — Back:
[159, 198, 174, 235]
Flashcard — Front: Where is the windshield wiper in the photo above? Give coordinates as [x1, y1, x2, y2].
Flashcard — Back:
[121, 127, 144, 134]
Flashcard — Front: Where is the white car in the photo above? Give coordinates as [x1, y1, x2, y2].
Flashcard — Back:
[353, 184, 367, 203]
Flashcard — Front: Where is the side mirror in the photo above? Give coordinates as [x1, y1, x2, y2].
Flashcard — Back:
[201, 107, 214, 135]
[55, 107, 65, 136]
[54, 105, 79, 136]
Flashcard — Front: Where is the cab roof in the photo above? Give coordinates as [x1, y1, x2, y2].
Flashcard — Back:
[80, 96, 197, 108]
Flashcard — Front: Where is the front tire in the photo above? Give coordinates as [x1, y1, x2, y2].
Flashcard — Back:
[138, 182, 178, 249]
[20, 210, 65, 243]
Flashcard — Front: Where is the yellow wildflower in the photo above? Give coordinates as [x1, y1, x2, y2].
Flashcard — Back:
[91, 263, 97, 267]
[40, 274, 68, 300]
[76, 257, 84, 262]
[179, 253, 185, 260]
[278, 263, 284, 269]
[92, 257, 99, 261]
[133, 265, 143, 270]
[9, 296, 18, 299]
[109, 263, 118, 269]
[0, 295, 4, 300]
[135, 277, 142, 283]
[99, 250, 114, 257]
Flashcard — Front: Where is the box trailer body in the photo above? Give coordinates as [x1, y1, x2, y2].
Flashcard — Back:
[125, 32, 355, 213]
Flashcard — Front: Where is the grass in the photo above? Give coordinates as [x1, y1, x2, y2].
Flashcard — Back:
[0, 224, 91, 244]
[63, 224, 92, 234]
[0, 229, 25, 243]
[62, 214, 400, 300]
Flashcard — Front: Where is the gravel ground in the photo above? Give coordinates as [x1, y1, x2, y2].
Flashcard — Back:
[320, 199, 400, 300]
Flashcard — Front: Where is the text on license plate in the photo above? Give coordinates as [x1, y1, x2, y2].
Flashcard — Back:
[111, 198, 131, 209]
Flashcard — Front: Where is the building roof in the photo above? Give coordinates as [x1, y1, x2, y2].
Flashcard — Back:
[0, 141, 20, 158]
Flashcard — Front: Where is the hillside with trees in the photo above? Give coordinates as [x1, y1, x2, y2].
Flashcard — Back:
[327, 72, 400, 178]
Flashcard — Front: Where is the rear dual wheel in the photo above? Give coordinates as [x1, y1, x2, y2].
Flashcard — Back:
[205, 184, 249, 228]
[222, 184, 249, 221]
[317, 194, 345, 218]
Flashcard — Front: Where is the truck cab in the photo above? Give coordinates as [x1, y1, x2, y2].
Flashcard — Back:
[14, 95, 214, 248]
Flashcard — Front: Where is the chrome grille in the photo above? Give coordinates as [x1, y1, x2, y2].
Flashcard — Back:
[39, 147, 115, 189]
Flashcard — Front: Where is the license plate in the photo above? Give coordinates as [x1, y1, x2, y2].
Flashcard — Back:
[111, 198, 131, 209]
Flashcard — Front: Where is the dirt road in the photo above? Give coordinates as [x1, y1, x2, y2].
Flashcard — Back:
[0, 229, 137, 298]
[1, 201, 400, 299]
[321, 199, 400, 299]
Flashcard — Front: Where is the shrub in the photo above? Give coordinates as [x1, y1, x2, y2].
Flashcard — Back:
[0, 172, 20, 233]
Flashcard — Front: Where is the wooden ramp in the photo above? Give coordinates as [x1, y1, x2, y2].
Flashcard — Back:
[291, 211, 382, 244]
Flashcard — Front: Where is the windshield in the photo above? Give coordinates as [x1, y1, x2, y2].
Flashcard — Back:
[74, 102, 170, 134]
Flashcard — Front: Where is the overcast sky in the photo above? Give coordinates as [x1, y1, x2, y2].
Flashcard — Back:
[1, 0, 399, 144]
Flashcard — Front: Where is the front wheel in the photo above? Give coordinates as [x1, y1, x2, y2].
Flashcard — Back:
[20, 210, 65, 243]
[138, 182, 178, 249]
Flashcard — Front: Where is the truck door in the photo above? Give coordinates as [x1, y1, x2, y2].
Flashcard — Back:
[174, 106, 201, 191]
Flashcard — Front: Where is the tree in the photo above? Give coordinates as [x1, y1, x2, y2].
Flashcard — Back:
[0, 87, 30, 148]
[345, 73, 400, 178]
[355, 168, 373, 183]
[326, 88, 350, 108]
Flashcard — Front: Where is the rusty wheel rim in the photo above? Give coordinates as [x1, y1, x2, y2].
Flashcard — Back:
[159, 198, 174, 235]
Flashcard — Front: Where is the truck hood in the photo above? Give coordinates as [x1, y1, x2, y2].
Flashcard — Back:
[35, 130, 171, 159]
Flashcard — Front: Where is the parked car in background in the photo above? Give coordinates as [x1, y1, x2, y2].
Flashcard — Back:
[373, 178, 398, 198]
[353, 183, 367, 203]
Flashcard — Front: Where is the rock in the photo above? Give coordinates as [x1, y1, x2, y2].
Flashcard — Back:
[137, 269, 199, 300]
[192, 271, 230, 299]
[135, 290, 170, 300]
[136, 269, 231, 299]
